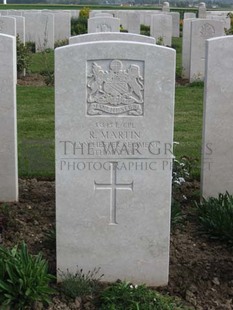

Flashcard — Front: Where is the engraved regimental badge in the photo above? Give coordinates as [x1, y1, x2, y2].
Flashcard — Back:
[87, 59, 144, 116]
[199, 23, 215, 38]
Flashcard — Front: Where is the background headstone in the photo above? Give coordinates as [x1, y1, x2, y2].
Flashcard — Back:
[24, 12, 54, 51]
[0, 34, 18, 202]
[151, 14, 172, 46]
[189, 19, 225, 82]
[184, 12, 196, 19]
[201, 36, 233, 198]
[54, 12, 71, 42]
[55, 40, 175, 286]
[169, 12, 180, 38]
[10, 15, 25, 43]
[198, 2, 206, 19]
[127, 12, 140, 34]
[0, 16, 16, 37]
[162, 2, 170, 12]
[182, 18, 195, 79]
[88, 16, 120, 33]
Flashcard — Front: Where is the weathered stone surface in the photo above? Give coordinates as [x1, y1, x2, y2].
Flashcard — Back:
[55, 41, 175, 286]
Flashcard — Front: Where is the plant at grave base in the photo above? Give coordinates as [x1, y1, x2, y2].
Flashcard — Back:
[0, 242, 55, 309]
[140, 24, 150, 36]
[196, 192, 233, 244]
[39, 49, 54, 86]
[172, 157, 191, 189]
[43, 226, 56, 250]
[156, 36, 164, 46]
[59, 266, 104, 299]
[179, 19, 183, 33]
[0, 204, 18, 231]
[189, 73, 204, 86]
[16, 35, 31, 76]
[25, 41, 36, 53]
[172, 156, 196, 206]
[71, 7, 90, 35]
[225, 13, 233, 35]
[98, 281, 190, 310]
[171, 198, 183, 226]
[54, 38, 69, 48]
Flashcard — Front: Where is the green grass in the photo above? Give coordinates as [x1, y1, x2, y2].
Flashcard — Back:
[29, 51, 54, 74]
[174, 85, 203, 160]
[17, 86, 54, 178]
[172, 37, 182, 78]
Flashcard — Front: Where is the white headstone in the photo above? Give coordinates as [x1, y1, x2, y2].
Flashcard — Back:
[0, 34, 18, 202]
[116, 11, 128, 29]
[0, 10, 8, 16]
[198, 2, 206, 19]
[88, 16, 120, 33]
[201, 36, 233, 198]
[206, 14, 231, 30]
[54, 12, 70, 42]
[7, 10, 23, 16]
[189, 19, 225, 82]
[24, 12, 54, 51]
[127, 12, 140, 34]
[151, 14, 172, 46]
[10, 15, 25, 43]
[69, 32, 155, 45]
[184, 12, 196, 19]
[0, 16, 16, 36]
[93, 13, 113, 18]
[162, 2, 170, 13]
[182, 18, 195, 79]
[169, 12, 180, 38]
[55, 41, 175, 286]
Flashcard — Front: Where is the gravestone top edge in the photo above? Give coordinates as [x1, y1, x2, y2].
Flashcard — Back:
[56, 40, 176, 54]
[0, 33, 15, 40]
[206, 35, 233, 43]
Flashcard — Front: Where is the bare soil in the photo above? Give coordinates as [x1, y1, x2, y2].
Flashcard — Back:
[0, 179, 232, 310]
[17, 74, 47, 86]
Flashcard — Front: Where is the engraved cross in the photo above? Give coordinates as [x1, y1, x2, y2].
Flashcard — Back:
[94, 162, 133, 225]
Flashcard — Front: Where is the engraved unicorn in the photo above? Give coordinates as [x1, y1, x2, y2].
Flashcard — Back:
[127, 65, 144, 103]
[87, 63, 105, 102]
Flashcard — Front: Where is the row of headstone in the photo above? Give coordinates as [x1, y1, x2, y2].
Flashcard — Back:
[0, 10, 72, 51]
[87, 11, 179, 46]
